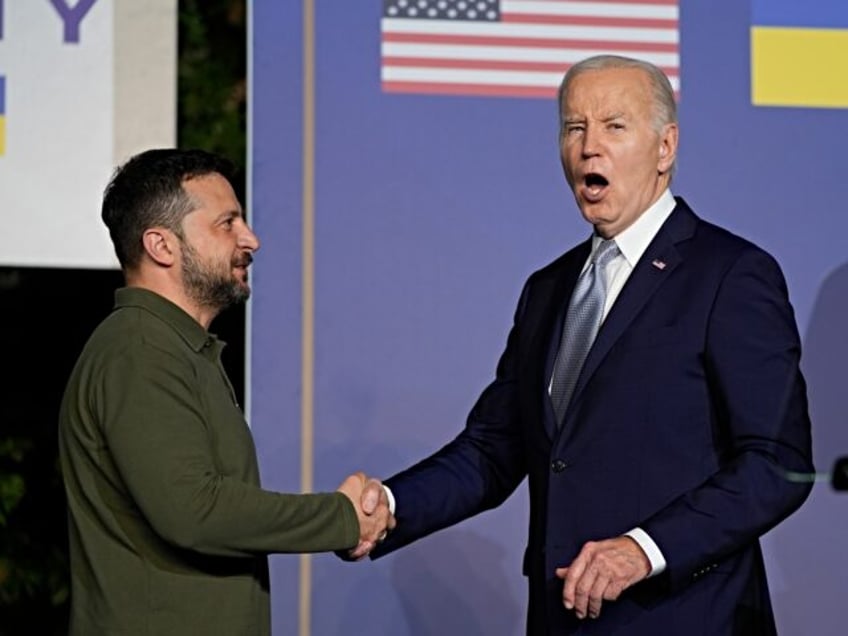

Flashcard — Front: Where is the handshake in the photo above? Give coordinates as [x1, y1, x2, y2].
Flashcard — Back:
[337, 472, 396, 560]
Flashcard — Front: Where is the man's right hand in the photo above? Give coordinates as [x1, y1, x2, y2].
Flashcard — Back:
[336, 472, 395, 559]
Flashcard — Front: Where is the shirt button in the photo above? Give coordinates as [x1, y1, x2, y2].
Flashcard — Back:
[551, 459, 568, 473]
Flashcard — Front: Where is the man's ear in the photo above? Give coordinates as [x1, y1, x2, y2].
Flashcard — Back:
[657, 123, 678, 174]
[141, 228, 178, 267]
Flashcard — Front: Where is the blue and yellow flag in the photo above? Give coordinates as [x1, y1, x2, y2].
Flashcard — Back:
[752, 0, 848, 108]
[0, 76, 6, 155]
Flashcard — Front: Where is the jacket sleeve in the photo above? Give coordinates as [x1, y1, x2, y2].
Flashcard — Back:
[97, 342, 359, 557]
[640, 246, 814, 591]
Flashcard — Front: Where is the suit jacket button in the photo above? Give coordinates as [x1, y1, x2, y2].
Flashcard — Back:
[551, 460, 568, 473]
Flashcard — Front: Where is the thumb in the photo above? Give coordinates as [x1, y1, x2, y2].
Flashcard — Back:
[361, 480, 381, 515]
[555, 567, 569, 580]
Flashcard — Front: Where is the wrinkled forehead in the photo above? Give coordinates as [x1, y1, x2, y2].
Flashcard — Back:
[562, 67, 653, 117]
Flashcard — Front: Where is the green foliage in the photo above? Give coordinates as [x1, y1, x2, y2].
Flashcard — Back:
[179, 0, 247, 177]
[0, 438, 29, 528]
[0, 437, 69, 633]
[0, 438, 29, 527]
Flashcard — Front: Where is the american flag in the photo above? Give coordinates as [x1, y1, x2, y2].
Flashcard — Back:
[381, 0, 679, 98]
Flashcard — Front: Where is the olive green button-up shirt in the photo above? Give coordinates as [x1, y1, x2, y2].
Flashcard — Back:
[59, 287, 358, 635]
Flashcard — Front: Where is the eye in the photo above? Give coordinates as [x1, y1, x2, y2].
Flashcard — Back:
[563, 124, 585, 136]
[609, 122, 625, 131]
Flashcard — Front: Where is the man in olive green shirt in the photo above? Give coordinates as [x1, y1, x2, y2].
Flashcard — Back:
[59, 149, 393, 635]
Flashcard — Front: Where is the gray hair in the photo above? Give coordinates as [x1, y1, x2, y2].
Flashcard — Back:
[557, 55, 677, 134]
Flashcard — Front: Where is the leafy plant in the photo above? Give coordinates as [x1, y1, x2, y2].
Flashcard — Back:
[0, 437, 69, 633]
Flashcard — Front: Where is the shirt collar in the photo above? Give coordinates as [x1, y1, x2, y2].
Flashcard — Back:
[114, 287, 220, 354]
[591, 189, 676, 267]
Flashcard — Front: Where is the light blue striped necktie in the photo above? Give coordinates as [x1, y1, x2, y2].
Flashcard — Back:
[550, 238, 620, 426]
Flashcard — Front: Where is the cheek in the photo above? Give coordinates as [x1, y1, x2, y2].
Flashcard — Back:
[615, 152, 650, 184]
[560, 151, 577, 182]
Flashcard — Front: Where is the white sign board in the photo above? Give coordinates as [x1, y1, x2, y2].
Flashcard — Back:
[0, 0, 176, 269]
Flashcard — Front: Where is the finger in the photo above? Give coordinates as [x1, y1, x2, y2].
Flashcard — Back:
[563, 553, 589, 610]
[363, 510, 390, 543]
[361, 479, 385, 515]
[587, 598, 603, 620]
[555, 567, 568, 580]
[349, 540, 374, 560]
[572, 568, 598, 619]
[387, 514, 397, 531]
[361, 486, 379, 515]
[587, 573, 610, 619]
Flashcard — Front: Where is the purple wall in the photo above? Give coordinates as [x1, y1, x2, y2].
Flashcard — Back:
[250, 1, 847, 633]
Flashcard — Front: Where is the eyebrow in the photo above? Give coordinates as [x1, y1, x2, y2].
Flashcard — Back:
[563, 112, 627, 124]
[215, 209, 244, 223]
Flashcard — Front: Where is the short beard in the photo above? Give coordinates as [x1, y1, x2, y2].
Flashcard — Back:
[180, 239, 250, 312]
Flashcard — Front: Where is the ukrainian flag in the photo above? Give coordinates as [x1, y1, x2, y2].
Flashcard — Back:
[752, 0, 848, 108]
[0, 76, 5, 155]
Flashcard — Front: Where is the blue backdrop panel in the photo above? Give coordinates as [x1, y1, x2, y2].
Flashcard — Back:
[251, 1, 848, 634]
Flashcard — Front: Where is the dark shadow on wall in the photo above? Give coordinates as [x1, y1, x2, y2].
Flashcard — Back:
[803, 262, 848, 482]
[770, 262, 848, 636]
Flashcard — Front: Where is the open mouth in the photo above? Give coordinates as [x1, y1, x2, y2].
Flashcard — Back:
[582, 173, 609, 201]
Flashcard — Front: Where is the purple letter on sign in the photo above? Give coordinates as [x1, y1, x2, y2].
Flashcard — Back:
[49, 0, 98, 44]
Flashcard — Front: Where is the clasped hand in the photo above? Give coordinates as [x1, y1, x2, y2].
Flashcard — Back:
[337, 472, 396, 559]
[555, 536, 650, 620]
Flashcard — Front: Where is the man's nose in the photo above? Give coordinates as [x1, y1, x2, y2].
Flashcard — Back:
[239, 226, 260, 252]
[581, 125, 601, 158]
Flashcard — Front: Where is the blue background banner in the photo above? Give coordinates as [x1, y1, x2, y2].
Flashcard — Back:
[752, 0, 848, 28]
[250, 1, 848, 633]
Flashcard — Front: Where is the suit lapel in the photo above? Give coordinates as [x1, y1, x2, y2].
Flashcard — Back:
[560, 200, 699, 430]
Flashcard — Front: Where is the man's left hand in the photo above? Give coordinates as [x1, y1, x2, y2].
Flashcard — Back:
[555, 536, 650, 620]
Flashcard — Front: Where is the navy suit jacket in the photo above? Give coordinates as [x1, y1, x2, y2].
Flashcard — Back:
[372, 199, 813, 635]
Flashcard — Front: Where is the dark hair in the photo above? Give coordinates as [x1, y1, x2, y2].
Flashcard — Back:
[101, 148, 235, 269]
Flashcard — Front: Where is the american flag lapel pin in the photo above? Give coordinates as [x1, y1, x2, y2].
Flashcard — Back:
[652, 259, 667, 270]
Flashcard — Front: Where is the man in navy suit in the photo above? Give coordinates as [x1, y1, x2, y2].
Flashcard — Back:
[363, 55, 814, 635]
